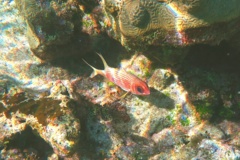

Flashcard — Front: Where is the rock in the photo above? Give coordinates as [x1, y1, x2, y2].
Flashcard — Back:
[0, 1, 82, 157]
[218, 120, 240, 147]
[0, 148, 38, 159]
[14, 0, 91, 61]
[72, 53, 200, 158]
[0, 87, 80, 157]
[188, 122, 225, 143]
[178, 56, 240, 121]
[151, 127, 187, 149]
[193, 139, 240, 160]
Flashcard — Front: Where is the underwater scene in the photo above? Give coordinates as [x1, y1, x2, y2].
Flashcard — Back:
[1, 0, 240, 159]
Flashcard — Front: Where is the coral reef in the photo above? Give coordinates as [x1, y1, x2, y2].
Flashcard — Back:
[1, 0, 240, 159]
[102, 0, 240, 63]
[103, 0, 240, 45]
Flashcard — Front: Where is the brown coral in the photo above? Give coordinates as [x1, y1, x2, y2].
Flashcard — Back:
[119, 0, 175, 37]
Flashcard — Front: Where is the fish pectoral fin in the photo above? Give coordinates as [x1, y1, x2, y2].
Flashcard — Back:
[120, 91, 130, 99]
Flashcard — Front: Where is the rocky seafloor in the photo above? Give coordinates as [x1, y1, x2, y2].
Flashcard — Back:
[1, 0, 240, 159]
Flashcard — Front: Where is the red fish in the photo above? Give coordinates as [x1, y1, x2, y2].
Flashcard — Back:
[83, 53, 150, 95]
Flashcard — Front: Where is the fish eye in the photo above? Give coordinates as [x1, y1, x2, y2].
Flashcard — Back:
[136, 86, 144, 93]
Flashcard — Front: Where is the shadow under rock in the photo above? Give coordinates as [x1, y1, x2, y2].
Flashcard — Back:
[48, 33, 128, 76]
[138, 88, 175, 110]
[75, 98, 114, 159]
[5, 126, 53, 159]
[173, 42, 240, 122]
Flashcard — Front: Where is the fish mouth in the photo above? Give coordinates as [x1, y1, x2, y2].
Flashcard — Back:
[145, 88, 151, 95]
[145, 92, 150, 95]
[134, 91, 150, 96]
[142, 90, 150, 95]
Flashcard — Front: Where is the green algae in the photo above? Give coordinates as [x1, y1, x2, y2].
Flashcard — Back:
[180, 117, 190, 126]
[166, 112, 176, 125]
[195, 102, 214, 120]
[82, 14, 95, 28]
[106, 81, 115, 87]
[219, 107, 235, 119]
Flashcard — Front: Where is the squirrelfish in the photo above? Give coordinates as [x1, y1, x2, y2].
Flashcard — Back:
[83, 53, 150, 95]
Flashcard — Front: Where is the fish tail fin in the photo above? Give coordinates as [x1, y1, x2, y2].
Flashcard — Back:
[96, 53, 109, 69]
[82, 59, 103, 78]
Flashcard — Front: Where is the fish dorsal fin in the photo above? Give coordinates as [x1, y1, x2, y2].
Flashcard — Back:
[96, 53, 109, 69]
